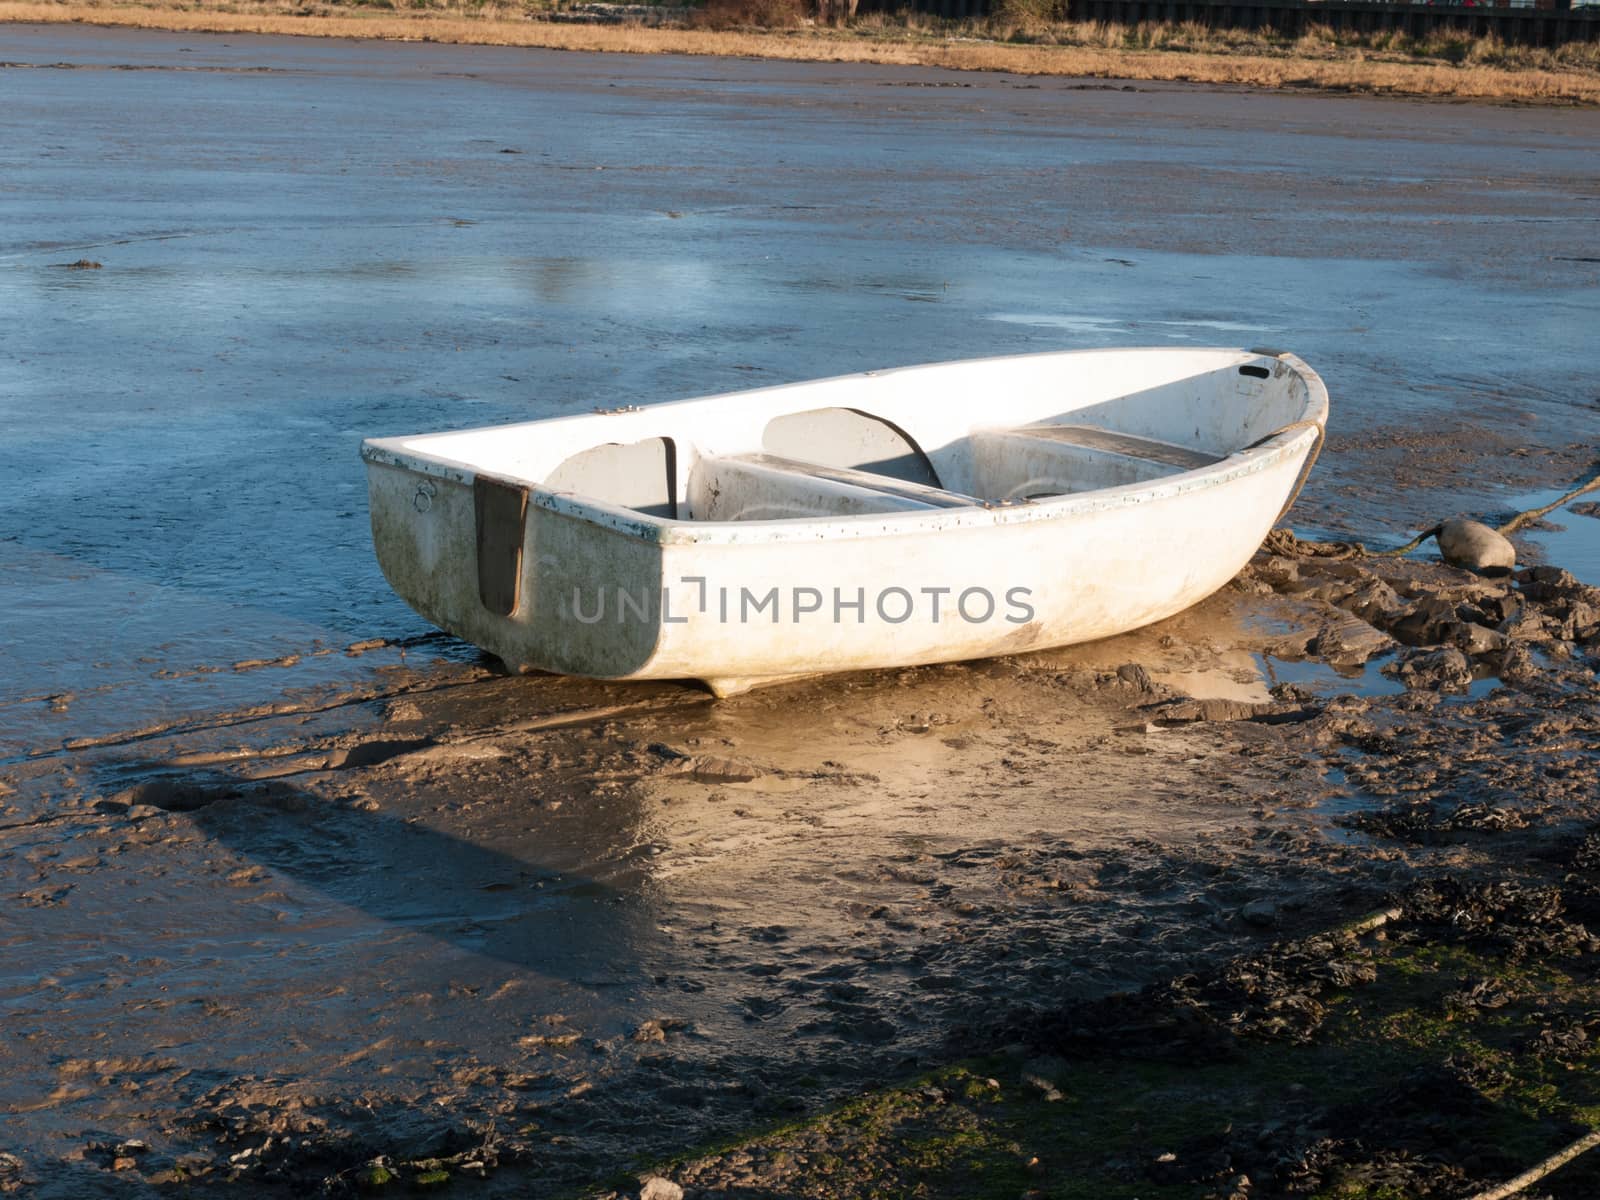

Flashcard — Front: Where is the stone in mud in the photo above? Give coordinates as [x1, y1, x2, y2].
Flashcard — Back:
[1342, 578, 1407, 627]
[1240, 899, 1278, 928]
[663, 754, 765, 784]
[1116, 663, 1155, 691]
[640, 1178, 684, 1200]
[1435, 519, 1515, 574]
[1442, 621, 1506, 657]
[1386, 646, 1473, 692]
[1389, 596, 1464, 647]
[1308, 612, 1393, 666]
[1021, 1062, 1067, 1101]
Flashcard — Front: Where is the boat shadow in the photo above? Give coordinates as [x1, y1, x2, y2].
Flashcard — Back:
[98, 761, 661, 986]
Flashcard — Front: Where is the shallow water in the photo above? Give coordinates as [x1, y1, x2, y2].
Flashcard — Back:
[1508, 487, 1600, 586]
[1256, 651, 1409, 699]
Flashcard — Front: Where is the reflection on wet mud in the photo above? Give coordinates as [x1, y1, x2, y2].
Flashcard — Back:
[3, 620, 1379, 1193]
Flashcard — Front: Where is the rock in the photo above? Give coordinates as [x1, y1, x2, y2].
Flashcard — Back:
[1021, 1070, 1066, 1102]
[1308, 611, 1393, 666]
[1443, 621, 1507, 657]
[1435, 519, 1515, 573]
[1387, 646, 1474, 692]
[1116, 663, 1154, 691]
[640, 1178, 684, 1200]
[1241, 899, 1278, 928]
[662, 755, 764, 784]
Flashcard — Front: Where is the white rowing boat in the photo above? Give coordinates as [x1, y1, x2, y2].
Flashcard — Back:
[362, 347, 1327, 696]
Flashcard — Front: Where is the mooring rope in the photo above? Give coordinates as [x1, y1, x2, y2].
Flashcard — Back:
[1496, 469, 1600, 537]
[1465, 1128, 1600, 1200]
[1278, 462, 1600, 561]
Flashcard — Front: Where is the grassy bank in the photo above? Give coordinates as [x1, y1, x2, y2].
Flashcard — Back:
[2, 0, 1598, 103]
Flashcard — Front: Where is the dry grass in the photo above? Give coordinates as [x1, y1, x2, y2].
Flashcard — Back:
[2, 0, 1597, 104]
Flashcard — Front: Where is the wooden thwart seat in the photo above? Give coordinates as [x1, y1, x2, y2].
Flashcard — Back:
[690, 425, 1223, 518]
[971, 423, 1223, 502]
[1015, 424, 1222, 472]
[744, 454, 977, 509]
[690, 453, 978, 521]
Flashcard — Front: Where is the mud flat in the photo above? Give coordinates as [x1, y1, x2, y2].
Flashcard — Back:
[9, 528, 1600, 1196]
[618, 534, 1600, 1200]
[3, 23, 1600, 1199]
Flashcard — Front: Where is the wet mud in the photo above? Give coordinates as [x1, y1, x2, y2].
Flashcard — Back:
[2, 20, 1599, 1200]
[586, 537, 1600, 1200]
[0, 605, 1357, 1195]
[8, 535, 1600, 1196]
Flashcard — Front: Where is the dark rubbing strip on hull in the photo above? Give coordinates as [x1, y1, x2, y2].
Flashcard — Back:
[475, 476, 529, 617]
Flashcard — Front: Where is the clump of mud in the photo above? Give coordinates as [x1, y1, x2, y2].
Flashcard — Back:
[1237, 533, 1600, 846]
[1019, 870, 1600, 1199]
[1018, 923, 1379, 1062]
[1246, 531, 1600, 691]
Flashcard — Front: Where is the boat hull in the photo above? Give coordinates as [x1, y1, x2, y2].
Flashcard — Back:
[363, 347, 1326, 695]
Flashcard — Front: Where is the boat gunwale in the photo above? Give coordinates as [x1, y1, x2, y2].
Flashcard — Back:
[360, 348, 1327, 548]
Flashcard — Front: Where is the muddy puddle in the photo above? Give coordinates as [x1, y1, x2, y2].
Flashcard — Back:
[3, 20, 1600, 1198]
[1508, 486, 1600, 586]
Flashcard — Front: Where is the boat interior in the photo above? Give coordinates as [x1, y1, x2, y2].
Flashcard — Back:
[378, 352, 1316, 536]
[539, 405, 1229, 524]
